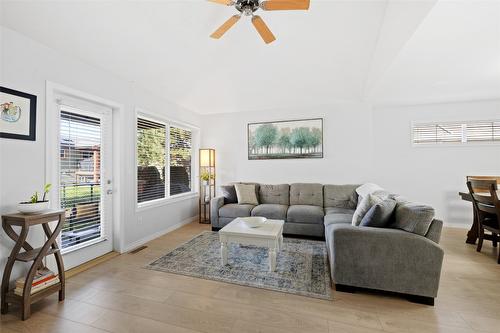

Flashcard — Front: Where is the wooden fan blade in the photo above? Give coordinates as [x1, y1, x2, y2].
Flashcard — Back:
[261, 0, 310, 11]
[252, 16, 276, 44]
[210, 15, 240, 39]
[207, 0, 233, 5]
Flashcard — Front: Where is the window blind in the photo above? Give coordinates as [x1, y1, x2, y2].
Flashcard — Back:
[413, 120, 500, 145]
[169, 126, 192, 196]
[60, 111, 102, 249]
[137, 117, 166, 203]
[466, 121, 500, 142]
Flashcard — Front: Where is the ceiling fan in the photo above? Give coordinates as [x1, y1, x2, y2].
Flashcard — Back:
[208, 0, 310, 44]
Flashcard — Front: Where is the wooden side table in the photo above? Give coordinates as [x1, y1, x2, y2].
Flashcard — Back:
[1, 210, 66, 320]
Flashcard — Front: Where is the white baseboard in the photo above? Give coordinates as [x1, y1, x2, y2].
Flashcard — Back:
[443, 222, 470, 229]
[122, 215, 198, 253]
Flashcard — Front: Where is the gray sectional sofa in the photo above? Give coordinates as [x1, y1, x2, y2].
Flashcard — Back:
[211, 183, 358, 238]
[210, 182, 444, 305]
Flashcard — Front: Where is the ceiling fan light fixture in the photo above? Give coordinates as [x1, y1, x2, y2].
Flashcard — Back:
[208, 0, 310, 43]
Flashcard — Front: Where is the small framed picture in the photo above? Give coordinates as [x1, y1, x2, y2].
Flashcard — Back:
[0, 86, 37, 141]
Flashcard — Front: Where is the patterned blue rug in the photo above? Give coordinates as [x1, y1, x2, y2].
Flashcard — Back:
[145, 231, 332, 299]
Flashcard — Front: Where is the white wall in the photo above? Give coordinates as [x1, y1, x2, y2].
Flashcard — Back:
[201, 102, 374, 187]
[201, 99, 499, 228]
[0, 27, 200, 281]
[372, 100, 500, 227]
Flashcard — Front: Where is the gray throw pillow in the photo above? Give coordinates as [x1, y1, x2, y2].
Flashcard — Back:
[234, 184, 259, 205]
[220, 185, 237, 204]
[360, 198, 397, 228]
[352, 194, 383, 226]
[392, 202, 435, 236]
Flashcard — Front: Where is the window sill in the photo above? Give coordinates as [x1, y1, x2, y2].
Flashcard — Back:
[136, 192, 199, 212]
[413, 141, 500, 148]
[61, 237, 108, 255]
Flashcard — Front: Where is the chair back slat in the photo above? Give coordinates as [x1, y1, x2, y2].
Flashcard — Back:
[490, 184, 500, 212]
[476, 202, 497, 215]
[471, 193, 494, 204]
[468, 179, 498, 192]
[467, 180, 498, 216]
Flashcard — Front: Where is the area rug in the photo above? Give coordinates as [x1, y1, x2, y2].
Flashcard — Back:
[145, 231, 332, 300]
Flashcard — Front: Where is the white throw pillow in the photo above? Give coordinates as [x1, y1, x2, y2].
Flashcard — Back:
[355, 183, 384, 208]
[356, 183, 384, 199]
[352, 193, 383, 226]
[234, 184, 259, 205]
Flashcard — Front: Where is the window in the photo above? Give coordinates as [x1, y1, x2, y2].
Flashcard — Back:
[137, 117, 166, 203]
[60, 110, 103, 249]
[412, 120, 500, 145]
[169, 126, 192, 195]
[137, 116, 193, 205]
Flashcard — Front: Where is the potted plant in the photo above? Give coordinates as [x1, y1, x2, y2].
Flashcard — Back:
[200, 170, 211, 186]
[18, 184, 52, 214]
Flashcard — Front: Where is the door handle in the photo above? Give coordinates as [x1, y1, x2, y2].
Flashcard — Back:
[107, 190, 113, 195]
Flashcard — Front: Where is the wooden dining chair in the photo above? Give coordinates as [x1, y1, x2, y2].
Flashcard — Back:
[467, 179, 500, 263]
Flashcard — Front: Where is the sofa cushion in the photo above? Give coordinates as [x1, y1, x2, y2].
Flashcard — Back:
[392, 201, 435, 236]
[234, 184, 259, 205]
[287, 205, 324, 224]
[324, 184, 359, 209]
[220, 185, 237, 204]
[325, 207, 355, 215]
[360, 198, 397, 228]
[351, 193, 384, 226]
[324, 213, 354, 226]
[259, 184, 290, 205]
[219, 204, 255, 218]
[251, 204, 288, 220]
[290, 183, 323, 207]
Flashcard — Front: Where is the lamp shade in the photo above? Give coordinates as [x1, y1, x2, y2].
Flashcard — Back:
[200, 149, 215, 167]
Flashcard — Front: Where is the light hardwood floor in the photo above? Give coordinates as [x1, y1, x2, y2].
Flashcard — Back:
[1, 222, 499, 333]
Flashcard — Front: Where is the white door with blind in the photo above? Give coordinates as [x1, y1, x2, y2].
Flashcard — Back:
[57, 105, 113, 269]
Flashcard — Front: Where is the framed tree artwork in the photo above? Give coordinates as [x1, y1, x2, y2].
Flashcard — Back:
[0, 86, 37, 141]
[248, 118, 323, 160]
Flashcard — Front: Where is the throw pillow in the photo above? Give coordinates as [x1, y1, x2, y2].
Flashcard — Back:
[355, 183, 384, 208]
[351, 193, 383, 226]
[220, 185, 237, 204]
[392, 202, 435, 236]
[234, 184, 259, 205]
[360, 198, 397, 228]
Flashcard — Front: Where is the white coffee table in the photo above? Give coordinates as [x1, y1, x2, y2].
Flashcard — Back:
[219, 218, 284, 272]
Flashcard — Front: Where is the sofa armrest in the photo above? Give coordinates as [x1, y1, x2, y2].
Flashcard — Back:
[425, 219, 443, 244]
[210, 196, 225, 227]
[327, 224, 444, 298]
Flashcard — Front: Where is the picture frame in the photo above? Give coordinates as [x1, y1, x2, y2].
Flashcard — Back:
[248, 118, 323, 160]
[0, 86, 37, 141]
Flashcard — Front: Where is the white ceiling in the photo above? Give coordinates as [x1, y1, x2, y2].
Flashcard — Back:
[1, 0, 499, 114]
[368, 0, 500, 105]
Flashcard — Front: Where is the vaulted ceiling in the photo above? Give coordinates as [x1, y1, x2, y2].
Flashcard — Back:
[1, 0, 499, 114]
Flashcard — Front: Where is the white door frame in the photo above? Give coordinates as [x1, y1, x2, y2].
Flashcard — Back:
[45, 81, 125, 266]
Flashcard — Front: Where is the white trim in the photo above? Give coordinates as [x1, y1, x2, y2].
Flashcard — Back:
[136, 192, 199, 212]
[443, 222, 469, 229]
[45, 81, 125, 254]
[122, 215, 198, 253]
[136, 108, 200, 131]
[61, 237, 108, 255]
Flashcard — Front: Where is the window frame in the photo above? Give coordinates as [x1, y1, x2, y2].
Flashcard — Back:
[411, 119, 500, 147]
[135, 109, 198, 211]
